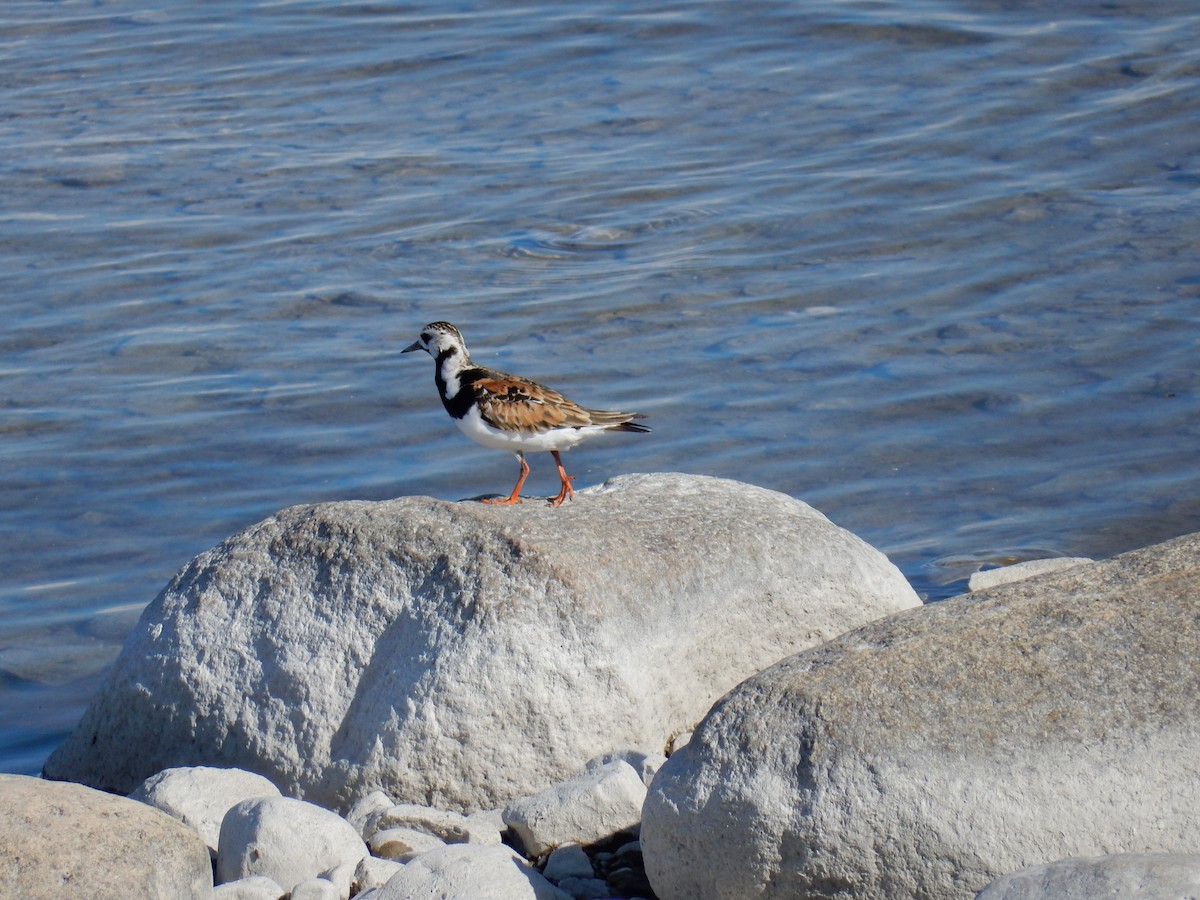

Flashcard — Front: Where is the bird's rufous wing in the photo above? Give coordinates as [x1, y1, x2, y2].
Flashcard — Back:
[472, 375, 593, 433]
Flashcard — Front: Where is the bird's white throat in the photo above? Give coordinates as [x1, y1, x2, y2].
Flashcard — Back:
[436, 349, 467, 402]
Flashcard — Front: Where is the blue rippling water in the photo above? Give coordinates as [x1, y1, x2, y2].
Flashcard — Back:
[1, 0, 1198, 775]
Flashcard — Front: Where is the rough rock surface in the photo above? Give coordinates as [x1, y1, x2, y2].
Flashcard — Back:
[130, 765, 281, 856]
[642, 532, 1200, 899]
[43, 473, 919, 811]
[975, 852, 1200, 899]
[0, 773, 211, 898]
[216, 795, 367, 890]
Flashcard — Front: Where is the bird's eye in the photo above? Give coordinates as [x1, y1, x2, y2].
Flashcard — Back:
[421, 333, 431, 342]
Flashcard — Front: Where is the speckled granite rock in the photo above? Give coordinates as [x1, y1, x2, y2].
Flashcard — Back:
[44, 474, 918, 812]
[0, 774, 211, 898]
[642, 532, 1200, 899]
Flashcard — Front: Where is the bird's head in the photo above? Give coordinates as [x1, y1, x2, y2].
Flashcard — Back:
[402, 321, 468, 359]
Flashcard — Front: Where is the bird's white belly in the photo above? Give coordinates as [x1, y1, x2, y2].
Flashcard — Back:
[455, 405, 595, 453]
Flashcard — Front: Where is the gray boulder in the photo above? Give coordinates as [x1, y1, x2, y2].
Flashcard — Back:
[975, 852, 1200, 899]
[642, 532, 1200, 899]
[43, 473, 919, 811]
[0, 773, 212, 898]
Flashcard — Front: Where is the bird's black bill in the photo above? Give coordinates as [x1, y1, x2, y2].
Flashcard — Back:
[401, 341, 423, 353]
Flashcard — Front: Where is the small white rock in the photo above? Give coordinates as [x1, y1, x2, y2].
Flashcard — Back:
[216, 796, 367, 891]
[353, 856, 405, 893]
[212, 874, 286, 900]
[614, 839, 641, 858]
[365, 803, 473, 843]
[290, 877, 341, 900]
[345, 790, 394, 839]
[375, 844, 570, 900]
[368, 825, 446, 861]
[583, 748, 664, 786]
[129, 766, 282, 857]
[543, 843, 594, 883]
[968, 557, 1093, 592]
[463, 807, 505, 845]
[503, 759, 647, 857]
[321, 860, 357, 899]
[666, 730, 692, 754]
[637, 753, 668, 786]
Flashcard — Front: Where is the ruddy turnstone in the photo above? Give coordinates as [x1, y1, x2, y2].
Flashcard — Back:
[403, 321, 650, 506]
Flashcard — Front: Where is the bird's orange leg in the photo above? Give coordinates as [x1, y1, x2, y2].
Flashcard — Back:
[483, 453, 529, 505]
[549, 450, 575, 507]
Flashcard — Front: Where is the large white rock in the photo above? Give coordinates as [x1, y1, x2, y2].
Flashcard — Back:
[975, 852, 1200, 899]
[642, 532, 1200, 899]
[0, 774, 212, 898]
[130, 765, 282, 856]
[503, 758, 647, 857]
[216, 795, 367, 890]
[44, 473, 919, 811]
[375, 844, 570, 900]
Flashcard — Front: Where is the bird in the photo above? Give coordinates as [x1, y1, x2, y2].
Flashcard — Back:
[402, 321, 650, 506]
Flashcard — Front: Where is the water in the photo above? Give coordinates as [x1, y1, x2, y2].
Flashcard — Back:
[3, 0, 1198, 777]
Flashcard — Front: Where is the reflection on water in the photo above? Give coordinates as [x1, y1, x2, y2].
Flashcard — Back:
[2, 0, 1199, 774]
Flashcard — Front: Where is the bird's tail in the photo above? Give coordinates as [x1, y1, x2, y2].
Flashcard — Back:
[587, 410, 651, 433]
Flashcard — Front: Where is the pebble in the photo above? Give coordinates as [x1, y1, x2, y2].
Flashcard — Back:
[543, 842, 596, 883]
[353, 856, 405, 894]
[290, 878, 342, 900]
[212, 874, 286, 900]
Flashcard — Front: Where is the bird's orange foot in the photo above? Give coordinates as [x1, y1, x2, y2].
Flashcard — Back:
[549, 478, 575, 507]
[481, 493, 522, 505]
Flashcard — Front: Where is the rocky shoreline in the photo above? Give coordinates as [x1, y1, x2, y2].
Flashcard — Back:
[5, 475, 1199, 898]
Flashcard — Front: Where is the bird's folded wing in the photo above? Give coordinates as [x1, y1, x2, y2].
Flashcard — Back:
[473, 376, 593, 432]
